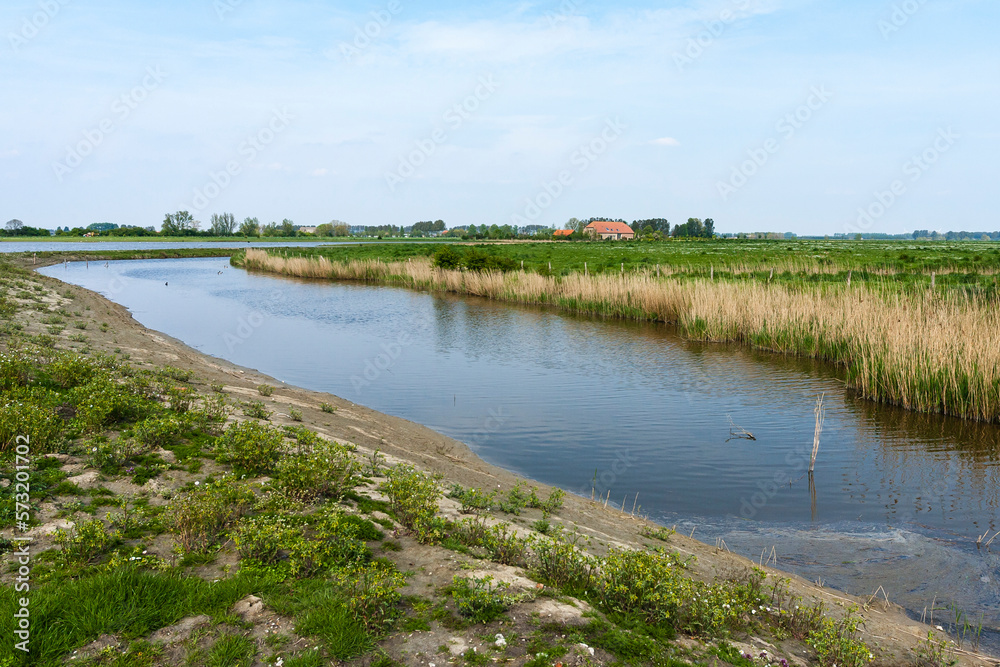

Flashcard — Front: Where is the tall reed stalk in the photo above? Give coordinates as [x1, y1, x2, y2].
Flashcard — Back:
[240, 249, 1000, 423]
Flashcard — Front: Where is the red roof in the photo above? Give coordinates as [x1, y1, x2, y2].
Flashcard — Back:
[585, 221, 634, 235]
[553, 229, 574, 236]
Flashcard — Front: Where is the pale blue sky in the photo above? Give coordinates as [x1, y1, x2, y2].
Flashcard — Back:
[1, 0, 996, 234]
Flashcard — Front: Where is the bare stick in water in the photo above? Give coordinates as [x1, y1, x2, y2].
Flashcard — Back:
[809, 393, 825, 474]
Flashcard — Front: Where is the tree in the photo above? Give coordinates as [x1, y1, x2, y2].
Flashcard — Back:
[703, 218, 715, 238]
[281, 219, 296, 237]
[161, 211, 194, 235]
[87, 222, 118, 232]
[5, 219, 23, 232]
[332, 224, 349, 237]
[315, 223, 334, 237]
[209, 213, 237, 236]
[239, 217, 259, 237]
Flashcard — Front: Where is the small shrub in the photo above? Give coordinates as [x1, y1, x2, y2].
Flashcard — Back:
[320, 402, 336, 413]
[217, 420, 285, 474]
[275, 438, 361, 501]
[257, 384, 274, 396]
[597, 547, 695, 626]
[530, 532, 595, 591]
[451, 575, 522, 623]
[531, 518, 551, 535]
[0, 350, 35, 389]
[432, 245, 464, 269]
[129, 414, 184, 449]
[233, 514, 299, 566]
[0, 396, 63, 452]
[640, 525, 676, 542]
[480, 522, 529, 566]
[54, 518, 119, 564]
[46, 352, 96, 389]
[241, 400, 272, 420]
[161, 366, 192, 382]
[449, 484, 495, 514]
[166, 476, 254, 554]
[89, 437, 147, 473]
[334, 560, 406, 631]
[289, 407, 303, 421]
[71, 375, 151, 430]
[210, 382, 225, 393]
[380, 464, 441, 543]
[165, 385, 197, 413]
[808, 609, 874, 667]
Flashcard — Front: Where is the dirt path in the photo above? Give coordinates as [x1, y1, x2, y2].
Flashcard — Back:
[27, 258, 998, 667]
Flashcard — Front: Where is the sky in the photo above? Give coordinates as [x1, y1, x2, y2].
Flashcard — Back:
[0, 0, 996, 236]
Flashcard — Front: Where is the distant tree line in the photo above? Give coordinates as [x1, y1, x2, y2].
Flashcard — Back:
[3, 219, 50, 237]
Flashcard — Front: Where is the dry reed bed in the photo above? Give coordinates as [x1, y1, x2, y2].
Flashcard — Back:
[242, 249, 1000, 422]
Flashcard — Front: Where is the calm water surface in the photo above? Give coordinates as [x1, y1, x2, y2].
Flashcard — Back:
[40, 257, 1000, 649]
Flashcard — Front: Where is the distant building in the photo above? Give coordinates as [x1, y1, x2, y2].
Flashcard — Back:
[297, 226, 318, 234]
[584, 221, 634, 240]
[553, 229, 574, 237]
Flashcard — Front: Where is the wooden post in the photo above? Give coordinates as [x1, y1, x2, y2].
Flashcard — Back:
[657, 264, 660, 277]
[847, 270, 852, 287]
[710, 264, 714, 281]
[769, 267, 773, 281]
[931, 272, 936, 288]
[621, 262, 624, 276]
[584, 261, 588, 276]
[520, 260, 523, 270]
[548, 261, 551, 271]
[809, 393, 825, 474]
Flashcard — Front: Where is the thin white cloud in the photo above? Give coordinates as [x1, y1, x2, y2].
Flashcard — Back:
[311, 168, 328, 176]
[651, 137, 680, 147]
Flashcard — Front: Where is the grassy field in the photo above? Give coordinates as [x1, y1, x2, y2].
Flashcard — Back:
[270, 238, 1000, 292]
[238, 240, 1000, 423]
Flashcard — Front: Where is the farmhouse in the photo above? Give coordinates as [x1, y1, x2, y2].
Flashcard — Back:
[552, 229, 574, 237]
[584, 220, 635, 240]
